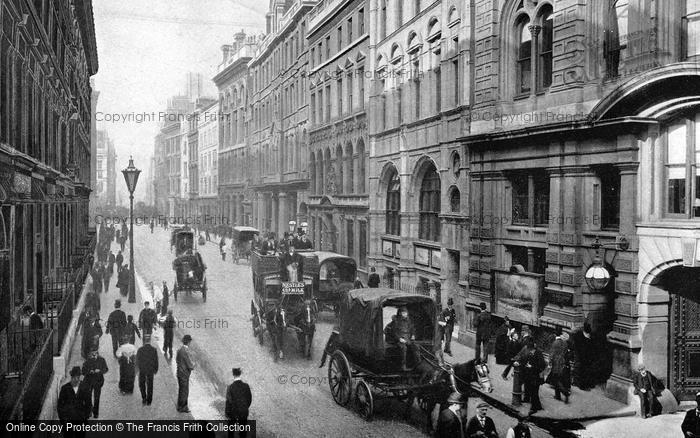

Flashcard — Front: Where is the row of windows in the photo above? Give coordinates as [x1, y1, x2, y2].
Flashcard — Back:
[384, 163, 441, 242]
[310, 66, 365, 125]
[309, 141, 366, 195]
[251, 75, 307, 131]
[309, 8, 365, 69]
[252, 21, 306, 93]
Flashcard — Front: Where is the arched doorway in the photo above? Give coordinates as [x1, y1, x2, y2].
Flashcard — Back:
[660, 266, 700, 400]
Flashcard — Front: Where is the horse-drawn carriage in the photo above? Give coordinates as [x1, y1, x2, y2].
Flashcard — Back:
[231, 226, 259, 264]
[171, 228, 207, 302]
[250, 250, 318, 360]
[300, 251, 357, 313]
[319, 288, 466, 423]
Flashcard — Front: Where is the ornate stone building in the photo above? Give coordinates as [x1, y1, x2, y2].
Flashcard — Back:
[367, 0, 470, 300]
[248, 0, 314, 238]
[306, 0, 370, 272]
[0, 0, 97, 330]
[459, 0, 700, 403]
[213, 31, 258, 227]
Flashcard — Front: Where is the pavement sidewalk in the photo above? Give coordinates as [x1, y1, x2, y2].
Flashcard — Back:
[61, 239, 194, 422]
[444, 334, 637, 423]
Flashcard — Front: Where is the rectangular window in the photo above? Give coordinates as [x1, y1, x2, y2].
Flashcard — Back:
[310, 48, 315, 68]
[326, 36, 331, 59]
[337, 26, 343, 51]
[359, 221, 367, 267]
[452, 57, 460, 106]
[435, 68, 441, 112]
[348, 18, 353, 42]
[337, 78, 343, 119]
[310, 92, 316, 124]
[318, 42, 323, 63]
[540, 13, 553, 89]
[358, 9, 365, 34]
[346, 220, 354, 258]
[347, 73, 353, 114]
[397, 0, 403, 28]
[599, 166, 621, 229]
[533, 172, 550, 226]
[325, 85, 331, 122]
[512, 174, 529, 225]
[358, 67, 365, 109]
[685, 3, 700, 58]
[511, 171, 550, 226]
[413, 59, 420, 120]
[666, 121, 689, 215]
[396, 84, 402, 126]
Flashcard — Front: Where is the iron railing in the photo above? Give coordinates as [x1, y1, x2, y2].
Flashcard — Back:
[9, 329, 54, 420]
[6, 328, 51, 379]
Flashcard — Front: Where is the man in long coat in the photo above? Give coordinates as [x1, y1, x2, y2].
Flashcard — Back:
[57, 366, 92, 432]
[137, 334, 159, 405]
[106, 300, 127, 357]
[633, 363, 664, 418]
[513, 336, 546, 415]
[549, 331, 572, 403]
[226, 367, 252, 438]
[473, 302, 492, 362]
[81, 348, 108, 419]
[176, 334, 195, 412]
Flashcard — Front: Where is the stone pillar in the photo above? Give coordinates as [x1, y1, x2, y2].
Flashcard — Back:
[278, 192, 287, 238]
[272, 194, 280, 237]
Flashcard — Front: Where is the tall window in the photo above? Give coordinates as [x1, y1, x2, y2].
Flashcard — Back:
[396, 82, 403, 126]
[337, 77, 343, 119]
[348, 18, 353, 42]
[684, 1, 700, 58]
[415, 0, 420, 15]
[598, 166, 621, 229]
[413, 58, 420, 119]
[337, 26, 343, 51]
[452, 55, 460, 106]
[396, 0, 403, 28]
[539, 10, 553, 90]
[419, 164, 441, 242]
[517, 19, 532, 94]
[665, 115, 700, 217]
[386, 167, 401, 235]
[358, 66, 365, 109]
[605, 0, 628, 78]
[358, 8, 365, 35]
[359, 221, 367, 267]
[435, 67, 441, 112]
[379, 78, 387, 129]
[346, 220, 354, 258]
[380, 1, 387, 39]
[326, 36, 331, 59]
[450, 187, 460, 212]
[347, 73, 353, 114]
[325, 84, 331, 121]
[511, 171, 550, 226]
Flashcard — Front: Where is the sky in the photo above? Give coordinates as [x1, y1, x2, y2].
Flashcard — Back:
[91, 0, 266, 204]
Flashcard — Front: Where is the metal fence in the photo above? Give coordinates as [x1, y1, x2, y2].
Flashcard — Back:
[9, 329, 55, 420]
[6, 328, 51, 379]
[45, 285, 75, 355]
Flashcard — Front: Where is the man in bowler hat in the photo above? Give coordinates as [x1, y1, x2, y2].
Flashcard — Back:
[466, 402, 500, 438]
[176, 334, 195, 412]
[57, 366, 92, 437]
[436, 391, 467, 438]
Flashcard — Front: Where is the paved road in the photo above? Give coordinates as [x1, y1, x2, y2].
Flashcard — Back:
[131, 225, 552, 438]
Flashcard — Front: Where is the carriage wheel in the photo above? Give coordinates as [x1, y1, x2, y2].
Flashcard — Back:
[202, 281, 207, 302]
[328, 350, 352, 406]
[355, 380, 374, 421]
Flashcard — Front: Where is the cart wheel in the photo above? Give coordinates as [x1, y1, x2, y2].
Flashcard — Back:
[328, 350, 352, 406]
[202, 281, 207, 302]
[355, 380, 374, 421]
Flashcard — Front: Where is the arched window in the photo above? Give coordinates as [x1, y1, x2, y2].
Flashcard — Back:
[336, 144, 344, 194]
[516, 17, 532, 95]
[386, 167, 401, 235]
[419, 163, 441, 242]
[345, 142, 354, 193]
[449, 187, 460, 213]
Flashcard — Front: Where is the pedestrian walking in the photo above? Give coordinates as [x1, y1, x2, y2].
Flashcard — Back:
[81, 315, 103, 359]
[682, 392, 700, 437]
[176, 334, 195, 412]
[163, 310, 175, 358]
[466, 402, 499, 438]
[106, 300, 127, 357]
[473, 302, 492, 363]
[225, 367, 252, 438]
[220, 237, 227, 261]
[120, 235, 127, 252]
[633, 363, 664, 418]
[102, 263, 112, 293]
[116, 250, 124, 273]
[436, 392, 467, 438]
[549, 331, 572, 403]
[136, 334, 159, 405]
[117, 265, 130, 297]
[82, 348, 108, 419]
[124, 315, 141, 345]
[150, 220, 154, 234]
[107, 251, 115, 275]
[505, 418, 532, 438]
[205, 228, 210, 241]
[367, 267, 380, 288]
[91, 263, 104, 294]
[116, 336, 137, 394]
[439, 298, 456, 356]
[161, 281, 170, 316]
[57, 366, 92, 437]
[572, 322, 595, 390]
[85, 291, 101, 318]
[139, 301, 158, 336]
[513, 336, 546, 415]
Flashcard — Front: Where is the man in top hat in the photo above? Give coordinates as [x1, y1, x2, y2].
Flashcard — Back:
[225, 367, 253, 438]
[439, 298, 457, 356]
[176, 334, 195, 412]
[466, 402, 500, 438]
[106, 299, 127, 357]
[57, 366, 92, 434]
[136, 334, 159, 405]
[682, 392, 700, 437]
[473, 302, 493, 363]
[436, 392, 467, 438]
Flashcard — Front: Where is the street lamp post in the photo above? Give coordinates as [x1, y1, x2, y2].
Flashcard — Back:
[122, 156, 141, 303]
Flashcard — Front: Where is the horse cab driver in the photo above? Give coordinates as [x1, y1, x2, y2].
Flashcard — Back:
[384, 306, 421, 371]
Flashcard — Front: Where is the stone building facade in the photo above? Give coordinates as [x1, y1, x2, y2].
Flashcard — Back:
[367, 0, 470, 301]
[306, 0, 370, 273]
[213, 32, 258, 227]
[248, 0, 314, 238]
[0, 0, 97, 365]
